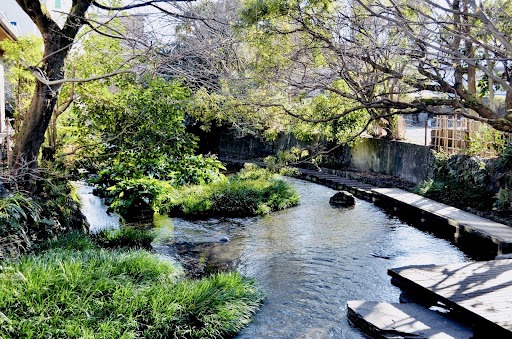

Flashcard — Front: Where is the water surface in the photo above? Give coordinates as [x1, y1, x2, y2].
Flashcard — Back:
[157, 178, 469, 338]
[73, 181, 121, 232]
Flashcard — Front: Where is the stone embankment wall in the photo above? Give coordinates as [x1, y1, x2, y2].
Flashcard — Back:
[343, 138, 432, 184]
[215, 130, 433, 184]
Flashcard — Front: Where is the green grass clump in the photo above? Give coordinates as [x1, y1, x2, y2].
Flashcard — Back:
[91, 227, 156, 249]
[162, 165, 300, 218]
[37, 231, 99, 252]
[0, 247, 263, 338]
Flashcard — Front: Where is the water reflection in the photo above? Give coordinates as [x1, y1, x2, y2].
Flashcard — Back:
[156, 178, 468, 338]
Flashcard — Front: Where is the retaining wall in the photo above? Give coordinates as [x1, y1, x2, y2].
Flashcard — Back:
[214, 130, 433, 184]
[348, 139, 433, 184]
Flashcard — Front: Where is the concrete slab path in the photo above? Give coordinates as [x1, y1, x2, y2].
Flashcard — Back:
[347, 300, 473, 338]
[389, 260, 512, 336]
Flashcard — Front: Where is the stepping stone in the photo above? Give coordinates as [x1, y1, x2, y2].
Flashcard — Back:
[347, 300, 473, 338]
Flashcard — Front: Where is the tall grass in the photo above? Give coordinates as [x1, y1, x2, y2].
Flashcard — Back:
[91, 227, 156, 249]
[0, 239, 263, 338]
[0, 193, 42, 258]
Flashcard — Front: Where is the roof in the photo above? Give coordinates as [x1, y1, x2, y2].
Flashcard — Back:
[0, 12, 18, 55]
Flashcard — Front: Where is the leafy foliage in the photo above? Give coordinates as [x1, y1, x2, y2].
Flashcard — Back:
[0, 169, 86, 259]
[161, 164, 300, 218]
[91, 228, 156, 250]
[0, 36, 43, 130]
[414, 153, 495, 210]
[0, 194, 41, 259]
[69, 77, 226, 193]
[105, 164, 299, 219]
[464, 124, 507, 157]
[0, 245, 263, 338]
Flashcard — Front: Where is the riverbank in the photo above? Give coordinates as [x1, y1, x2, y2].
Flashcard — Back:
[222, 158, 512, 228]
[0, 233, 264, 338]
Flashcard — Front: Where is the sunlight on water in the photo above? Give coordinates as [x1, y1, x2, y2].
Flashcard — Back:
[140, 178, 470, 338]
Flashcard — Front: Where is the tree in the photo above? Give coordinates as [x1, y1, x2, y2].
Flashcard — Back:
[232, 0, 512, 136]
[10, 0, 194, 172]
[13, 0, 92, 170]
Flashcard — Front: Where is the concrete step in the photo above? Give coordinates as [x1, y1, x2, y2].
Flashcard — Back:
[347, 300, 473, 338]
[388, 260, 512, 337]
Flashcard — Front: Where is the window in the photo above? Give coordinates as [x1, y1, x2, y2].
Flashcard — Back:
[55, 0, 62, 9]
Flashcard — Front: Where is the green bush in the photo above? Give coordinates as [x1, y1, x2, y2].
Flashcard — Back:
[91, 154, 226, 192]
[414, 153, 495, 210]
[0, 169, 87, 259]
[105, 177, 174, 217]
[0, 247, 263, 338]
[162, 165, 300, 218]
[104, 164, 299, 219]
[37, 231, 98, 252]
[0, 193, 42, 259]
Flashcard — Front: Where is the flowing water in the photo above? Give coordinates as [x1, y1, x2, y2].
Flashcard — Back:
[154, 178, 469, 338]
[72, 181, 121, 232]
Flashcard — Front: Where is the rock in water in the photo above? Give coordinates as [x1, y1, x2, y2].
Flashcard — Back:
[329, 191, 355, 207]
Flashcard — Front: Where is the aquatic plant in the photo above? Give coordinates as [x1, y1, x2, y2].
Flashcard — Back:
[161, 165, 300, 218]
[91, 227, 156, 249]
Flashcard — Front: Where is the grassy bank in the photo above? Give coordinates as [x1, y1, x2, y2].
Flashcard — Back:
[0, 235, 263, 338]
[162, 165, 300, 218]
[107, 164, 300, 219]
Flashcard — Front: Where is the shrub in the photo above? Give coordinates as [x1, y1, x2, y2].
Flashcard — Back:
[90, 154, 226, 192]
[0, 193, 42, 259]
[162, 165, 300, 218]
[104, 164, 299, 219]
[37, 231, 98, 252]
[0, 169, 87, 259]
[0, 247, 263, 338]
[105, 177, 174, 217]
[414, 153, 495, 210]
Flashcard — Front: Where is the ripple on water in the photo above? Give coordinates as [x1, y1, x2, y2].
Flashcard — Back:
[156, 177, 468, 339]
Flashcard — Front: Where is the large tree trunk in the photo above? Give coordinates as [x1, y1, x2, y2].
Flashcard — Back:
[11, 81, 61, 169]
[11, 0, 92, 171]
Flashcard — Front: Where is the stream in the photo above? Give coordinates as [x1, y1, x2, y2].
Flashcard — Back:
[151, 178, 469, 338]
[73, 181, 121, 232]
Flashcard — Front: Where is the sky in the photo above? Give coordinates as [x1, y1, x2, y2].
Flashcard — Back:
[1, 0, 39, 36]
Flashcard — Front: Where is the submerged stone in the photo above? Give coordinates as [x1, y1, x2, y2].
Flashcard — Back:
[329, 191, 355, 207]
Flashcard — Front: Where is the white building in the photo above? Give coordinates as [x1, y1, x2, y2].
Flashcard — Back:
[42, 0, 73, 28]
[0, 11, 18, 136]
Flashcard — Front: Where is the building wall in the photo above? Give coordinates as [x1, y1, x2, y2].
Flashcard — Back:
[2, 0, 73, 35]
[43, 0, 73, 28]
[348, 138, 433, 184]
[1, 0, 38, 36]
